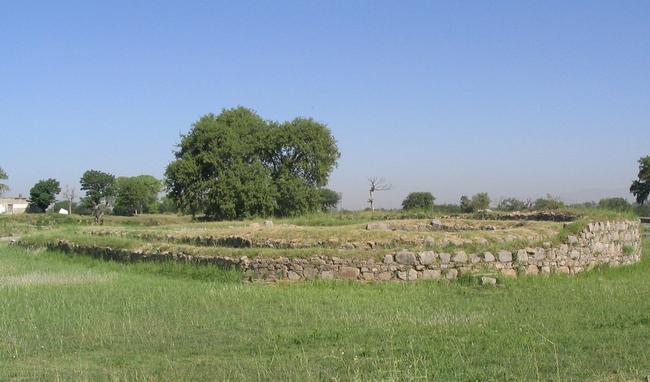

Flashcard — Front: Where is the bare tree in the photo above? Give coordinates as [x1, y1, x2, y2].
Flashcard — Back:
[62, 185, 76, 215]
[367, 177, 391, 211]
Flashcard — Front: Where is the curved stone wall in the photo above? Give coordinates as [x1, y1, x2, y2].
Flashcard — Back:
[36, 220, 642, 283]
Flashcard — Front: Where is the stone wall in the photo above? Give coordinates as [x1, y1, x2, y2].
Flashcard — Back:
[241, 220, 642, 282]
[35, 220, 642, 284]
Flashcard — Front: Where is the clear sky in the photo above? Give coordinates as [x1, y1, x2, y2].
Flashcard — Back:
[1, 1, 649, 209]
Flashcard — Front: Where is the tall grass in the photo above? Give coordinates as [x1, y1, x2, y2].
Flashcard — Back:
[0, 241, 648, 380]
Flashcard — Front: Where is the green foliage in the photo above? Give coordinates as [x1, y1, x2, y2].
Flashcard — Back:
[558, 219, 588, 242]
[630, 156, 650, 204]
[633, 203, 650, 216]
[318, 188, 340, 212]
[401, 192, 435, 210]
[471, 192, 490, 210]
[80, 170, 116, 224]
[0, 166, 8, 195]
[459, 195, 472, 213]
[496, 197, 530, 211]
[27, 178, 61, 213]
[165, 107, 340, 219]
[51, 200, 77, 213]
[460, 193, 490, 212]
[533, 194, 565, 210]
[157, 195, 178, 214]
[597, 197, 632, 212]
[113, 175, 162, 216]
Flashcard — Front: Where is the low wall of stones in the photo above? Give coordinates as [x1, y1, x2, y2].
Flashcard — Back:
[29, 220, 642, 283]
[241, 220, 642, 282]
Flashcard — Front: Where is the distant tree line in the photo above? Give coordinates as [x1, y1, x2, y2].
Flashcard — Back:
[4, 124, 649, 222]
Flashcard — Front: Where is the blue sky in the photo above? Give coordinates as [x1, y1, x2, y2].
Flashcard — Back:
[1, 1, 648, 209]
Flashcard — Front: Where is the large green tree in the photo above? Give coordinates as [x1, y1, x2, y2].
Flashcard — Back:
[165, 107, 340, 219]
[114, 175, 162, 216]
[0, 166, 8, 195]
[402, 192, 435, 210]
[630, 156, 650, 205]
[27, 178, 61, 212]
[80, 170, 116, 224]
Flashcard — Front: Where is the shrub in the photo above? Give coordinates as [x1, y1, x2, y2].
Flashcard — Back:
[598, 197, 632, 212]
[533, 194, 565, 210]
[402, 192, 435, 210]
[496, 198, 530, 212]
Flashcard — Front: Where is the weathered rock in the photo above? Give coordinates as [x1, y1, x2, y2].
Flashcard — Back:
[501, 268, 517, 278]
[263, 220, 274, 228]
[525, 264, 539, 275]
[439, 253, 451, 264]
[418, 251, 436, 265]
[366, 222, 390, 231]
[287, 271, 301, 280]
[452, 251, 468, 263]
[515, 250, 528, 264]
[320, 270, 334, 280]
[567, 235, 578, 245]
[421, 269, 441, 280]
[383, 254, 394, 264]
[445, 269, 458, 280]
[377, 271, 392, 281]
[395, 250, 417, 265]
[483, 252, 495, 262]
[303, 267, 318, 280]
[481, 276, 497, 286]
[556, 266, 571, 274]
[339, 266, 360, 279]
[498, 251, 512, 263]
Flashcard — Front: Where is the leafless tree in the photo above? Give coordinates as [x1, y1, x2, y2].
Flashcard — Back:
[62, 185, 76, 215]
[367, 177, 391, 211]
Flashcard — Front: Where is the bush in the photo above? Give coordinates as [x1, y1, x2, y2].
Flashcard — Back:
[318, 188, 340, 212]
[533, 195, 565, 210]
[597, 197, 632, 212]
[402, 192, 435, 210]
[496, 198, 530, 212]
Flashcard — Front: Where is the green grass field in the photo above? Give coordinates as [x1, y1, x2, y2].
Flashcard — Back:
[1, 233, 649, 381]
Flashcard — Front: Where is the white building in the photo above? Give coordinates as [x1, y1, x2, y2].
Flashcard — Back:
[0, 196, 29, 215]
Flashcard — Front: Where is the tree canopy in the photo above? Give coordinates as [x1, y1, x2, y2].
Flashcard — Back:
[165, 107, 340, 219]
[80, 170, 116, 224]
[0, 166, 8, 195]
[630, 156, 650, 205]
[319, 188, 341, 212]
[27, 178, 61, 212]
[598, 197, 631, 212]
[496, 197, 530, 211]
[401, 192, 435, 210]
[533, 194, 565, 210]
[460, 193, 490, 213]
[114, 175, 162, 216]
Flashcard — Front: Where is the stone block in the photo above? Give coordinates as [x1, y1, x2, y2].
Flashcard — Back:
[418, 251, 436, 265]
[498, 251, 512, 263]
[395, 250, 417, 265]
[339, 266, 360, 280]
[481, 276, 497, 286]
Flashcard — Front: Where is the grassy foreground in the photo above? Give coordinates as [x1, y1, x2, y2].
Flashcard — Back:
[1, 239, 649, 381]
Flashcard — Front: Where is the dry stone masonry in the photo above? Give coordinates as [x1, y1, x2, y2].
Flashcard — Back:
[38, 220, 642, 283]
